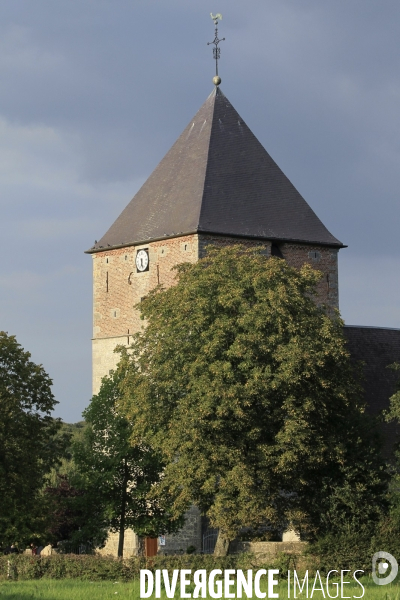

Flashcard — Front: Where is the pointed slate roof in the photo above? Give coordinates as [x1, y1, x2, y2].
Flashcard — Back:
[87, 88, 343, 253]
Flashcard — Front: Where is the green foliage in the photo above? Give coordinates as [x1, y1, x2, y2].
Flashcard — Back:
[0, 552, 260, 581]
[377, 364, 400, 557]
[0, 332, 69, 545]
[0, 554, 131, 581]
[47, 421, 88, 483]
[272, 552, 301, 578]
[71, 369, 183, 556]
[306, 527, 373, 573]
[60, 421, 87, 440]
[307, 472, 400, 575]
[370, 474, 400, 559]
[42, 475, 86, 544]
[384, 363, 400, 428]
[42, 422, 90, 544]
[119, 245, 387, 542]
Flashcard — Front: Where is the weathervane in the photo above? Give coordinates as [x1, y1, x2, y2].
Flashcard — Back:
[208, 13, 225, 86]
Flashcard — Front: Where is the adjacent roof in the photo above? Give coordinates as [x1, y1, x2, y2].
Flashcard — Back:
[87, 87, 343, 253]
[344, 326, 400, 457]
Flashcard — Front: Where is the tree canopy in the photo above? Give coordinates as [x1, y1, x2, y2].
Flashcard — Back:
[119, 246, 387, 548]
[0, 331, 67, 544]
[72, 369, 183, 556]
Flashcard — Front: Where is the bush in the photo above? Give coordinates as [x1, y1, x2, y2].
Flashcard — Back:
[0, 552, 264, 581]
[305, 527, 374, 574]
[306, 497, 400, 576]
[272, 552, 303, 578]
[135, 553, 259, 573]
[0, 554, 130, 581]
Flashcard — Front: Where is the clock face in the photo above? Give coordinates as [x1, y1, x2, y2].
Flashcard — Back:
[136, 249, 149, 272]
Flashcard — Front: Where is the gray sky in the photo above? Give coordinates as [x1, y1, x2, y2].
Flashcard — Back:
[1, 0, 399, 422]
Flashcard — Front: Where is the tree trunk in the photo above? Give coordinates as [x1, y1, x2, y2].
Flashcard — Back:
[117, 458, 129, 558]
[213, 530, 230, 557]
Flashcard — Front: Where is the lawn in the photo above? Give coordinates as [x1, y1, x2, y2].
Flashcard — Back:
[0, 578, 399, 600]
[0, 579, 138, 599]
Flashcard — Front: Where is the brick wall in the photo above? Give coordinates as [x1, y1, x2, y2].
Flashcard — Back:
[198, 234, 339, 309]
[92, 234, 199, 394]
[282, 243, 339, 310]
[92, 234, 339, 393]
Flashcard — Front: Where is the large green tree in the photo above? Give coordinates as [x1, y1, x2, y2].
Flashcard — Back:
[72, 369, 183, 557]
[0, 331, 67, 544]
[120, 245, 387, 553]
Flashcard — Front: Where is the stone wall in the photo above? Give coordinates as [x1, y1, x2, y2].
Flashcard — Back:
[97, 529, 139, 557]
[161, 506, 203, 555]
[92, 234, 198, 394]
[198, 234, 339, 310]
[95, 507, 202, 558]
[282, 243, 339, 310]
[92, 234, 340, 392]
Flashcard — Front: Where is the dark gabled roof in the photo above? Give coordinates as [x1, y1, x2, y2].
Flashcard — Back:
[87, 87, 343, 253]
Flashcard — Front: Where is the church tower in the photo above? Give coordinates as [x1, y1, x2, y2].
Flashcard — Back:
[86, 85, 344, 394]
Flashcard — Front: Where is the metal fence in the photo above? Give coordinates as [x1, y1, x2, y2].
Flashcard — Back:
[202, 528, 218, 554]
[57, 543, 94, 555]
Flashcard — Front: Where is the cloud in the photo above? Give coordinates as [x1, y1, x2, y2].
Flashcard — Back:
[0, 264, 79, 295]
[0, 0, 399, 420]
[0, 115, 144, 227]
[340, 255, 400, 328]
[0, 24, 65, 74]
[0, 117, 81, 189]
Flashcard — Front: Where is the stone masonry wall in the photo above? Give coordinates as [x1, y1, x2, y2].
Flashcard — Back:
[161, 506, 202, 555]
[92, 234, 199, 394]
[97, 529, 139, 557]
[281, 243, 339, 310]
[198, 234, 339, 309]
[93, 234, 339, 392]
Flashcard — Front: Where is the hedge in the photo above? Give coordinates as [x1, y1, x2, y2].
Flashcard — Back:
[0, 553, 265, 581]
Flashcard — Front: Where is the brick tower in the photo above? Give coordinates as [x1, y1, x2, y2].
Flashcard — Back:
[86, 86, 344, 395]
[85, 84, 345, 556]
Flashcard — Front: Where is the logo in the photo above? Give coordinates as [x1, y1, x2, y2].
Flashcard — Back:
[372, 551, 398, 585]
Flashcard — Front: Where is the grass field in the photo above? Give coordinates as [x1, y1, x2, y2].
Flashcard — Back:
[0, 579, 138, 599]
[0, 578, 400, 600]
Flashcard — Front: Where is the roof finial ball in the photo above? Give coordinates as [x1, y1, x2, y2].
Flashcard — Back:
[208, 13, 225, 86]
